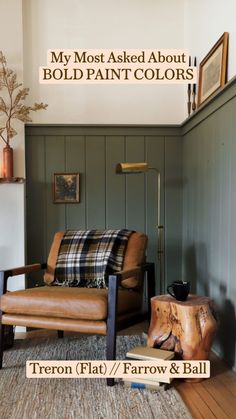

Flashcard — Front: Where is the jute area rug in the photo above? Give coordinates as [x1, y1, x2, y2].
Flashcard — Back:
[0, 334, 192, 419]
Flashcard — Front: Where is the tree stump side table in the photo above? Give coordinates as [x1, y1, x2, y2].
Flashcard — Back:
[147, 295, 217, 361]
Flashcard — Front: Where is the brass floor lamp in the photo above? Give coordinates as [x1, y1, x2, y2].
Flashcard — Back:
[116, 162, 165, 294]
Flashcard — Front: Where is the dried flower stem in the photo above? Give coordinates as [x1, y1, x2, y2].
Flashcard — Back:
[0, 51, 47, 146]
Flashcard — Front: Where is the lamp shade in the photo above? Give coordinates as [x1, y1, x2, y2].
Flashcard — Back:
[116, 162, 148, 173]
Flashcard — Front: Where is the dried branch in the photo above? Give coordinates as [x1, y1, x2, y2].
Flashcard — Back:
[0, 51, 48, 145]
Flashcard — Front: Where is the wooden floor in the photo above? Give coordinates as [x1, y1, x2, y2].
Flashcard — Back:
[175, 352, 236, 419]
[15, 322, 236, 419]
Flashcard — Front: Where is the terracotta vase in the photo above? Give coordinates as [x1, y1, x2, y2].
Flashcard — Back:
[3, 145, 13, 178]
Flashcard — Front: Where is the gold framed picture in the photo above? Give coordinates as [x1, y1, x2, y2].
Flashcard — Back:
[198, 32, 228, 107]
[53, 173, 80, 203]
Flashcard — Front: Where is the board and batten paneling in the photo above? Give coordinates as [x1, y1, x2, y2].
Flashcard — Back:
[65, 136, 86, 229]
[105, 136, 126, 229]
[25, 126, 183, 294]
[182, 81, 236, 370]
[165, 136, 183, 286]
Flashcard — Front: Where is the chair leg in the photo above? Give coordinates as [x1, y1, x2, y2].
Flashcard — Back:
[0, 322, 5, 369]
[0, 271, 6, 369]
[57, 330, 64, 339]
[106, 328, 116, 386]
[106, 274, 119, 387]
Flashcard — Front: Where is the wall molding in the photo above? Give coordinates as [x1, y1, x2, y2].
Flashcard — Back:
[181, 76, 236, 135]
[26, 125, 181, 137]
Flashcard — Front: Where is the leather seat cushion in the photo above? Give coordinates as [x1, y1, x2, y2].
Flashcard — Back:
[44, 231, 148, 288]
[0, 286, 142, 321]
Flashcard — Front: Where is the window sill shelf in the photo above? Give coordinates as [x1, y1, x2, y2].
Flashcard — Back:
[0, 177, 25, 183]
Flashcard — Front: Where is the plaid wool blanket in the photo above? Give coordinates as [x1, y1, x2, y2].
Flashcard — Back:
[54, 229, 133, 288]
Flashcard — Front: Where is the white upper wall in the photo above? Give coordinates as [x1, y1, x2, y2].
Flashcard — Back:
[0, 0, 25, 177]
[23, 0, 186, 125]
[184, 0, 236, 84]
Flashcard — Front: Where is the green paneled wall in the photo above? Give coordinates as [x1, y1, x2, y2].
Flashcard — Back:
[25, 126, 183, 293]
[182, 78, 236, 369]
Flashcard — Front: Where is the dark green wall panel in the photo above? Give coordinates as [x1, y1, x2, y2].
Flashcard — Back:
[182, 84, 236, 369]
[45, 136, 66, 253]
[105, 136, 126, 229]
[65, 136, 86, 229]
[25, 135, 46, 287]
[26, 135, 46, 261]
[165, 136, 183, 285]
[145, 136, 165, 294]
[86, 136, 106, 229]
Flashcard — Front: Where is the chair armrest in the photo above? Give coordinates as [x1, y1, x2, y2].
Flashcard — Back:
[112, 262, 155, 289]
[115, 266, 142, 284]
[141, 262, 156, 304]
[110, 263, 155, 286]
[0, 263, 47, 295]
[4, 263, 47, 277]
[141, 262, 156, 275]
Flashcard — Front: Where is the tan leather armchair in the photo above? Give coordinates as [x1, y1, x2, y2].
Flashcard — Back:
[0, 231, 155, 386]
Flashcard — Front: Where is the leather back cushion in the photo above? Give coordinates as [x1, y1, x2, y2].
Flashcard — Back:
[44, 231, 148, 289]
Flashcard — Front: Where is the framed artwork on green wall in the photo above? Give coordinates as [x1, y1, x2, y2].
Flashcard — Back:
[198, 32, 228, 107]
[53, 173, 80, 203]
